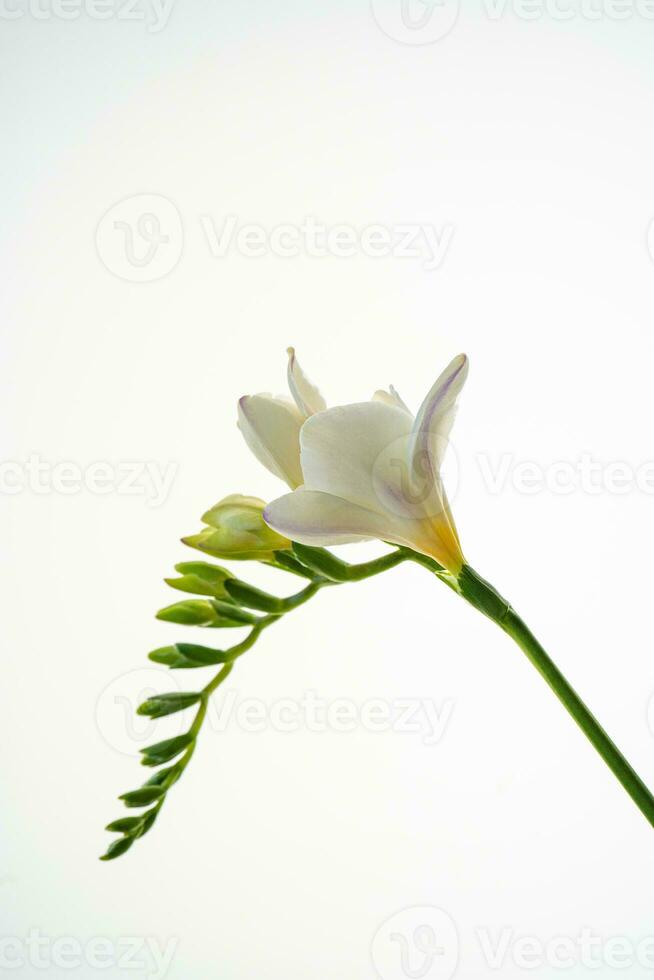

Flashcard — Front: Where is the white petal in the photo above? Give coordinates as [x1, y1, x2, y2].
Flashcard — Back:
[237, 394, 304, 489]
[372, 385, 411, 414]
[410, 354, 468, 477]
[264, 490, 391, 545]
[287, 347, 327, 417]
[299, 401, 423, 519]
[404, 355, 467, 565]
[264, 488, 460, 564]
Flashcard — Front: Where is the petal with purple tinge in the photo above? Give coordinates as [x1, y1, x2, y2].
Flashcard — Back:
[287, 347, 327, 417]
[264, 490, 398, 546]
[410, 354, 468, 479]
[263, 488, 461, 569]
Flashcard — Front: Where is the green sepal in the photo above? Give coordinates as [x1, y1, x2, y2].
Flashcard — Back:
[140, 733, 194, 766]
[224, 579, 284, 613]
[458, 565, 510, 623]
[210, 599, 259, 624]
[137, 692, 201, 718]
[267, 551, 316, 578]
[119, 786, 165, 807]
[145, 766, 179, 787]
[105, 816, 143, 834]
[148, 643, 232, 669]
[182, 529, 278, 563]
[100, 836, 134, 861]
[138, 808, 159, 836]
[291, 544, 350, 582]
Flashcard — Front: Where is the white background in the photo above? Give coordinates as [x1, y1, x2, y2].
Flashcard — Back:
[2, 1, 654, 977]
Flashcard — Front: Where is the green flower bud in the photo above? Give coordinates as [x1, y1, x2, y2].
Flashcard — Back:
[183, 494, 290, 561]
[165, 562, 232, 598]
[156, 599, 256, 628]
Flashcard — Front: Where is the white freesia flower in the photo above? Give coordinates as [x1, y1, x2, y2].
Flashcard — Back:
[239, 351, 468, 574]
[237, 347, 404, 490]
[264, 354, 467, 573]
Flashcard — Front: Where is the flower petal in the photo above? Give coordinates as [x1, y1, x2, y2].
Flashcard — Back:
[404, 354, 468, 570]
[299, 401, 421, 519]
[264, 488, 461, 567]
[287, 347, 327, 417]
[264, 490, 398, 546]
[237, 394, 304, 489]
[373, 385, 411, 414]
[410, 354, 468, 477]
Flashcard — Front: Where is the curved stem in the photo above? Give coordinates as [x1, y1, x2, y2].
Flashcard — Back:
[502, 607, 654, 827]
[140, 553, 403, 829]
[345, 550, 407, 581]
[460, 565, 654, 828]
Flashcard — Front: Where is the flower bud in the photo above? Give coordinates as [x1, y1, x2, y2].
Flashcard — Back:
[183, 494, 290, 561]
[165, 562, 232, 598]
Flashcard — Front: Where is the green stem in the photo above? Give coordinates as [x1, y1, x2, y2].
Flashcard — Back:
[104, 547, 424, 857]
[153, 556, 400, 805]
[188, 555, 402, 753]
[399, 548, 460, 594]
[460, 565, 654, 828]
[147, 660, 237, 829]
[290, 544, 407, 582]
[278, 581, 323, 610]
[345, 550, 407, 581]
